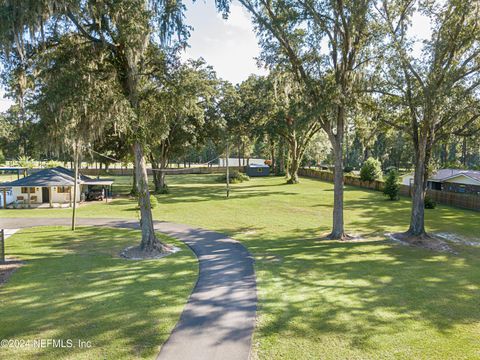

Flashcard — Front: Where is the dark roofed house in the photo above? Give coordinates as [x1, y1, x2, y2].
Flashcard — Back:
[427, 169, 480, 195]
[245, 163, 270, 177]
[0, 166, 113, 208]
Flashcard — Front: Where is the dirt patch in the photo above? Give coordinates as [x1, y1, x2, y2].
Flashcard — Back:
[319, 232, 365, 242]
[387, 232, 456, 254]
[120, 245, 180, 260]
[435, 233, 480, 247]
[0, 259, 24, 286]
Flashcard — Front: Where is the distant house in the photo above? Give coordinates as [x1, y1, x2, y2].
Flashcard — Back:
[245, 164, 270, 177]
[0, 166, 114, 208]
[219, 158, 267, 167]
[0, 188, 13, 208]
[402, 169, 480, 195]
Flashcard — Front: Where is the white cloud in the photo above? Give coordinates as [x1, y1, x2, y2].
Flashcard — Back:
[182, 0, 267, 85]
[0, 91, 13, 113]
[220, 3, 253, 31]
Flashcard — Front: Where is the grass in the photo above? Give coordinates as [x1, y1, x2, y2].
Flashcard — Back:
[2, 174, 480, 359]
[0, 227, 197, 360]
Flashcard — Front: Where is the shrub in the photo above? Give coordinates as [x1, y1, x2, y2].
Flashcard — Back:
[45, 160, 62, 168]
[135, 194, 158, 209]
[383, 169, 400, 200]
[360, 157, 382, 182]
[424, 196, 436, 209]
[156, 184, 169, 194]
[218, 170, 250, 184]
[344, 166, 354, 173]
[149, 195, 158, 209]
[0, 149, 5, 165]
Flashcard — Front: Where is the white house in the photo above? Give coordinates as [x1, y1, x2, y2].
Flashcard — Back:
[218, 158, 267, 167]
[401, 169, 480, 195]
[0, 166, 114, 208]
[0, 188, 13, 208]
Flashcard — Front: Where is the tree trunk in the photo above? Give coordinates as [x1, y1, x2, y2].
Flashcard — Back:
[286, 137, 300, 184]
[277, 141, 285, 176]
[270, 139, 275, 173]
[133, 142, 166, 252]
[326, 105, 347, 240]
[130, 160, 137, 196]
[151, 157, 162, 193]
[462, 137, 467, 166]
[72, 144, 79, 231]
[226, 141, 230, 198]
[406, 138, 428, 237]
[238, 141, 241, 167]
[242, 141, 246, 166]
[287, 157, 300, 183]
[329, 138, 345, 239]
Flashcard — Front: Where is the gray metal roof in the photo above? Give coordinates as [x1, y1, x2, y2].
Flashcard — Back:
[0, 167, 27, 171]
[0, 167, 91, 187]
[430, 169, 480, 183]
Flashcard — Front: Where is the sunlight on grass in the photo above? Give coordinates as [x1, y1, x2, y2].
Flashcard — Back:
[2, 175, 480, 359]
[0, 227, 197, 360]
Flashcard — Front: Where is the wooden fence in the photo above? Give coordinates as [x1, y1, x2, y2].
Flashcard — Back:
[299, 168, 480, 212]
[73, 166, 244, 176]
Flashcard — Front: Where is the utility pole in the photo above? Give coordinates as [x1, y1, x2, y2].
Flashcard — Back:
[72, 143, 79, 231]
[226, 141, 230, 198]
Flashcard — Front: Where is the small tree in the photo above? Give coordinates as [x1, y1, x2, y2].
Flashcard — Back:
[383, 169, 400, 200]
[360, 157, 382, 182]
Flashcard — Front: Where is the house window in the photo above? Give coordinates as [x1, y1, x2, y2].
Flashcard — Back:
[21, 187, 35, 194]
[57, 186, 70, 193]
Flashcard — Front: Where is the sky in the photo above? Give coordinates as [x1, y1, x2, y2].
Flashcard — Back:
[0, 0, 265, 113]
[0, 2, 431, 113]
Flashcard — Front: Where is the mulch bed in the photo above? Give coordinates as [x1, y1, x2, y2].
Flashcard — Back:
[388, 232, 456, 253]
[0, 259, 24, 286]
[120, 245, 179, 260]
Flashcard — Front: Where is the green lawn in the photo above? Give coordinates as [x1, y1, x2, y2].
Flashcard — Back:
[2, 174, 480, 359]
[0, 227, 197, 360]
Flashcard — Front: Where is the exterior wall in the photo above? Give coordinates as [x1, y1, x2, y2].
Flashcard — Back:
[219, 158, 266, 167]
[441, 182, 480, 195]
[444, 175, 480, 186]
[12, 186, 42, 204]
[0, 189, 14, 208]
[10, 184, 81, 205]
[246, 166, 270, 177]
[401, 174, 414, 186]
[50, 186, 73, 203]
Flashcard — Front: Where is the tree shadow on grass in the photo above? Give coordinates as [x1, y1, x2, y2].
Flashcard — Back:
[0, 227, 198, 360]
[216, 226, 480, 356]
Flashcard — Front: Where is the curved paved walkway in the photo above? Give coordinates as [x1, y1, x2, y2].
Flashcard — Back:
[0, 218, 257, 360]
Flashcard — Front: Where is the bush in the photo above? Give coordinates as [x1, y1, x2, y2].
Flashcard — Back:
[135, 194, 158, 210]
[156, 184, 169, 194]
[0, 149, 5, 165]
[344, 166, 354, 173]
[218, 170, 250, 184]
[360, 157, 382, 182]
[149, 195, 158, 209]
[45, 160, 62, 168]
[383, 169, 400, 200]
[424, 196, 436, 209]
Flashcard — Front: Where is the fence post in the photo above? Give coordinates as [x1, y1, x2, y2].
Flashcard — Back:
[0, 229, 5, 263]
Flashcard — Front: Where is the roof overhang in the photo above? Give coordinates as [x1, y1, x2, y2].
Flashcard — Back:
[431, 173, 480, 185]
[81, 179, 114, 186]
